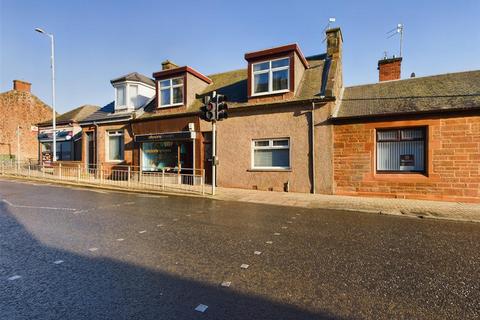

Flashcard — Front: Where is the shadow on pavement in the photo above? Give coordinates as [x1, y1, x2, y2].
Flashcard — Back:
[0, 202, 342, 320]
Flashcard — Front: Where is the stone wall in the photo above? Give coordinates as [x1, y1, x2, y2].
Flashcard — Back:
[0, 89, 52, 160]
[333, 115, 480, 202]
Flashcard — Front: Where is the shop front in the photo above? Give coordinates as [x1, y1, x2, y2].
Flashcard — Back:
[38, 126, 82, 163]
[136, 131, 196, 174]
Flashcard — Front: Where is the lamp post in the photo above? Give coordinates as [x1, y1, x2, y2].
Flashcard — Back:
[35, 27, 56, 161]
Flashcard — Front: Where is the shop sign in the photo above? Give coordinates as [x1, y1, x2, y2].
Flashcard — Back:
[135, 131, 196, 143]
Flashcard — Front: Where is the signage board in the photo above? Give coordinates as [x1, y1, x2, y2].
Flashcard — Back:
[134, 131, 196, 143]
[399, 154, 415, 171]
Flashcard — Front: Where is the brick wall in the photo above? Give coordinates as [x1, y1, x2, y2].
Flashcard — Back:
[0, 89, 52, 160]
[333, 115, 480, 202]
[378, 58, 402, 82]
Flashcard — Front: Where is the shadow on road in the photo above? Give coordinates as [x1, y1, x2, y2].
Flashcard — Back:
[0, 202, 342, 320]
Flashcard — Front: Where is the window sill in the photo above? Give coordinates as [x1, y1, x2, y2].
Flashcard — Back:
[158, 103, 184, 109]
[248, 168, 292, 172]
[249, 89, 290, 98]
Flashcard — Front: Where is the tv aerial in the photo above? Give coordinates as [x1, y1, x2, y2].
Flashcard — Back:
[387, 23, 404, 57]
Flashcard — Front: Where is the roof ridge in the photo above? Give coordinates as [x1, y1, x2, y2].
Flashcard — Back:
[345, 69, 480, 89]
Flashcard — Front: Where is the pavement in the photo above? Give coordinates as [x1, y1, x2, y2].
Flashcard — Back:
[215, 187, 480, 223]
[2, 174, 480, 223]
[1, 178, 479, 319]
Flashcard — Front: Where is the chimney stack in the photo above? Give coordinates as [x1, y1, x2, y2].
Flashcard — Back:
[325, 28, 343, 59]
[13, 80, 31, 93]
[378, 57, 402, 82]
[161, 60, 179, 70]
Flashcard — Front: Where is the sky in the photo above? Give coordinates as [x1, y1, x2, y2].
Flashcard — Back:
[1, 0, 479, 113]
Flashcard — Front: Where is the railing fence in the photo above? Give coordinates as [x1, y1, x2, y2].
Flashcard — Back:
[0, 160, 206, 195]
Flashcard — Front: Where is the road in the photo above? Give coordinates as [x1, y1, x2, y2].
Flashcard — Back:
[1, 178, 479, 320]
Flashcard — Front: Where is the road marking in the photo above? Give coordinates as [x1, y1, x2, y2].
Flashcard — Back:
[274, 232, 281, 236]
[221, 281, 231, 287]
[254, 251, 262, 255]
[7, 275, 21, 281]
[195, 304, 208, 313]
[139, 230, 147, 234]
[266, 241, 273, 244]
[116, 238, 124, 242]
[53, 260, 64, 264]
[88, 247, 98, 252]
[240, 264, 249, 269]
[1, 199, 76, 211]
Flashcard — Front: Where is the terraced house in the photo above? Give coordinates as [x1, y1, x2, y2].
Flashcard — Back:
[331, 60, 480, 202]
[62, 26, 479, 202]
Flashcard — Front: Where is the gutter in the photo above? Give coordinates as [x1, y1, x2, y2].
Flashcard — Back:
[330, 106, 480, 123]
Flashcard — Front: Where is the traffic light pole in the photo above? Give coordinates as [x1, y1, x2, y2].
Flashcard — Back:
[211, 120, 216, 195]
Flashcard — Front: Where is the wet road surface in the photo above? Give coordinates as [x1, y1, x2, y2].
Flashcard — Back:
[1, 178, 479, 319]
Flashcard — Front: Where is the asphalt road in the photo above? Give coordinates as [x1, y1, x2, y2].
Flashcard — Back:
[1, 178, 479, 320]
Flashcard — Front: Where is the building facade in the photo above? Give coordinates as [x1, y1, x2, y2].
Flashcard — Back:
[0, 80, 53, 161]
[332, 60, 480, 202]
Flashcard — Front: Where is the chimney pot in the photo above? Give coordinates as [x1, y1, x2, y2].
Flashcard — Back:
[410, 72, 416, 78]
[13, 80, 31, 93]
[161, 60, 179, 70]
[377, 57, 402, 82]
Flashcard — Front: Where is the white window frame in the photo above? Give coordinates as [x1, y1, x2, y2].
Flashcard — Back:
[251, 57, 290, 96]
[251, 138, 291, 170]
[116, 85, 126, 108]
[105, 130, 124, 162]
[159, 77, 184, 107]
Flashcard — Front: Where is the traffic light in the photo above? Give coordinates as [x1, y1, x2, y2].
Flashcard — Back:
[216, 94, 228, 121]
[200, 96, 216, 122]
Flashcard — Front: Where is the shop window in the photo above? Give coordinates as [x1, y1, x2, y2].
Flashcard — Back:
[376, 127, 426, 173]
[159, 77, 184, 107]
[252, 57, 289, 95]
[107, 130, 124, 162]
[41, 141, 72, 161]
[252, 138, 290, 169]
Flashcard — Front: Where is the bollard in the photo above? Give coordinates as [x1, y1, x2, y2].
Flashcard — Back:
[77, 164, 81, 182]
[201, 169, 205, 195]
[28, 163, 31, 177]
[59, 163, 62, 179]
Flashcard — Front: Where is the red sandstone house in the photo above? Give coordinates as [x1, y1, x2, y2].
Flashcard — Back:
[0, 80, 53, 161]
[331, 59, 480, 202]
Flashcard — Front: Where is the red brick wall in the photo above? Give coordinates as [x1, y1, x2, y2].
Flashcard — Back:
[0, 90, 53, 160]
[333, 115, 480, 202]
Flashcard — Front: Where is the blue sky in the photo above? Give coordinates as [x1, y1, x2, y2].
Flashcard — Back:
[1, 0, 479, 113]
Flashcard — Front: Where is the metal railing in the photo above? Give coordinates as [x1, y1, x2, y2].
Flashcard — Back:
[0, 160, 206, 195]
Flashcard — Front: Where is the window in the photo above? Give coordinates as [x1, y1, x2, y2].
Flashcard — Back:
[128, 84, 138, 107]
[116, 86, 126, 107]
[252, 57, 289, 95]
[376, 127, 426, 173]
[252, 138, 290, 169]
[107, 130, 124, 161]
[159, 77, 184, 107]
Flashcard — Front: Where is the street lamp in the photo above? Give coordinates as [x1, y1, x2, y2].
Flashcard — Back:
[35, 27, 57, 162]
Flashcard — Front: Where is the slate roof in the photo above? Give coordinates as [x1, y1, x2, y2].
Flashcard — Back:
[335, 70, 480, 119]
[140, 54, 329, 119]
[38, 105, 99, 126]
[79, 101, 136, 124]
[110, 72, 155, 87]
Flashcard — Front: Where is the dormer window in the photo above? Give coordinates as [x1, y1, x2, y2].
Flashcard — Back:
[128, 85, 138, 106]
[252, 57, 290, 95]
[111, 72, 156, 112]
[159, 77, 184, 107]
